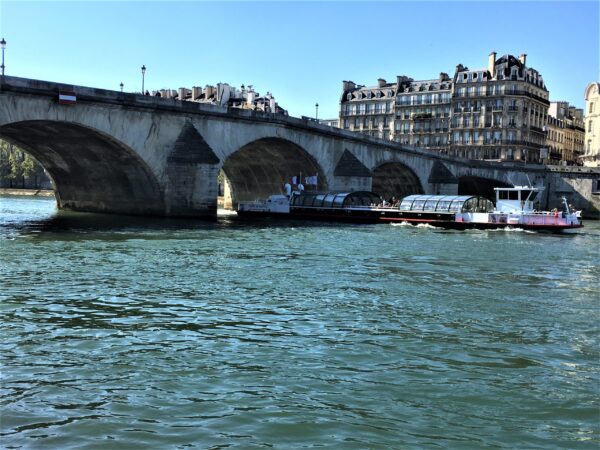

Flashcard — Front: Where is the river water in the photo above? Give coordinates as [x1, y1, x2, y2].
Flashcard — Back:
[1, 195, 598, 449]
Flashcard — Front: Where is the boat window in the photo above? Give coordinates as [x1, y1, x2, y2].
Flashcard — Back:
[333, 195, 345, 207]
[412, 199, 427, 210]
[436, 201, 452, 211]
[461, 198, 475, 212]
[399, 199, 413, 211]
[509, 191, 519, 200]
[301, 194, 317, 207]
[498, 190, 508, 200]
[347, 195, 364, 206]
[448, 200, 462, 212]
[313, 194, 327, 207]
[346, 192, 381, 207]
[322, 194, 336, 207]
[424, 199, 440, 210]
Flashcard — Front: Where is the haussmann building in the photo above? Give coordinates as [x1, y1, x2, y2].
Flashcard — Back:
[339, 52, 553, 164]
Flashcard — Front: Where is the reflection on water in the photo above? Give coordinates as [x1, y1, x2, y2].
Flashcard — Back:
[1, 196, 599, 449]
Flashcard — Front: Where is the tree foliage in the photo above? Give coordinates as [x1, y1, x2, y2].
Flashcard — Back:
[0, 139, 51, 189]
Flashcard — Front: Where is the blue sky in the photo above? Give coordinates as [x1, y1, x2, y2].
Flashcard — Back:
[0, 1, 598, 119]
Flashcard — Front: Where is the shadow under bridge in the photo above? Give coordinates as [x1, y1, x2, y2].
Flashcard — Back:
[0, 120, 164, 215]
[222, 138, 327, 205]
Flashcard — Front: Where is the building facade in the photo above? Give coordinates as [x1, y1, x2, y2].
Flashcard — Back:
[582, 82, 600, 167]
[339, 78, 396, 140]
[394, 74, 452, 149]
[450, 53, 549, 162]
[546, 101, 585, 165]
[339, 52, 555, 163]
[319, 118, 339, 128]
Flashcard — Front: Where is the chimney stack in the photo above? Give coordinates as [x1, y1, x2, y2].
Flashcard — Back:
[377, 78, 386, 88]
[519, 53, 527, 65]
[488, 51, 497, 75]
[343, 80, 356, 91]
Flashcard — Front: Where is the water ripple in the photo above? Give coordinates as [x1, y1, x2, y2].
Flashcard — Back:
[1, 197, 599, 449]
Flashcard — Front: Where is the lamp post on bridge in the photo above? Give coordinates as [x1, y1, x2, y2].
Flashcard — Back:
[120, 82, 124, 92]
[315, 102, 319, 121]
[141, 65, 146, 94]
[1, 38, 6, 76]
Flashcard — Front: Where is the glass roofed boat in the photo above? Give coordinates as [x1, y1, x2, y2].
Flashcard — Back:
[398, 195, 494, 214]
[290, 191, 381, 209]
[236, 186, 582, 232]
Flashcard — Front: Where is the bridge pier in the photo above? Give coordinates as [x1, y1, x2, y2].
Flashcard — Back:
[165, 163, 219, 218]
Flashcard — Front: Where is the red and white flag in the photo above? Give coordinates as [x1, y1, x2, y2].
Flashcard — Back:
[58, 91, 77, 105]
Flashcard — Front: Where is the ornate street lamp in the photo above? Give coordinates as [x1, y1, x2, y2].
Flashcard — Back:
[120, 82, 124, 92]
[141, 65, 146, 94]
[1, 38, 6, 76]
[315, 102, 319, 120]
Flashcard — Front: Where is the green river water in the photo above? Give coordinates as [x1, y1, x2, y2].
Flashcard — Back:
[1, 195, 598, 449]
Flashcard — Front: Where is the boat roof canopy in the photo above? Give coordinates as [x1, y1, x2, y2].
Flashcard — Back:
[494, 186, 544, 191]
[400, 195, 494, 213]
[290, 191, 381, 208]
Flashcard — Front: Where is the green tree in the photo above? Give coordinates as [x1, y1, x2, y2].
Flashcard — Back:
[7, 148, 22, 186]
[21, 154, 35, 188]
[0, 139, 51, 189]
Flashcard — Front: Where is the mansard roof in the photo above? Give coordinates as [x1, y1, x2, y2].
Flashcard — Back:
[398, 79, 451, 93]
[495, 54, 524, 68]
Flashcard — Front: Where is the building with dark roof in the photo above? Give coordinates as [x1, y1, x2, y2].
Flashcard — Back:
[339, 79, 396, 141]
[450, 52, 549, 163]
[338, 51, 556, 164]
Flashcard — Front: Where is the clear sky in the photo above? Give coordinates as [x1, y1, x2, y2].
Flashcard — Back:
[0, 1, 598, 119]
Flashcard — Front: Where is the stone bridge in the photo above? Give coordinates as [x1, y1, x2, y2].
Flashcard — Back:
[1, 76, 598, 218]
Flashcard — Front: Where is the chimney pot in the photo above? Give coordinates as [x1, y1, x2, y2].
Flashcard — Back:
[488, 51, 497, 76]
[519, 53, 527, 65]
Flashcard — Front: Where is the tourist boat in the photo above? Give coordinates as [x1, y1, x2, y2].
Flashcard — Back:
[236, 186, 583, 232]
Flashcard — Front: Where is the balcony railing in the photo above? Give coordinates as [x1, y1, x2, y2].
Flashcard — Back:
[530, 126, 545, 134]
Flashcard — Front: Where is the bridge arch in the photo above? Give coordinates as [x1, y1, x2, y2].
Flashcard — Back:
[371, 162, 423, 201]
[0, 120, 165, 215]
[222, 137, 327, 205]
[458, 176, 512, 200]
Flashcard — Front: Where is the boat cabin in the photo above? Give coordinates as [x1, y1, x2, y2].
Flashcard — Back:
[494, 186, 543, 213]
[290, 191, 381, 209]
[399, 195, 494, 213]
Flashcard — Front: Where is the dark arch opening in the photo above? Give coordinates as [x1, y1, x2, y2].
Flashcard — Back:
[371, 162, 423, 201]
[458, 176, 512, 201]
[222, 137, 327, 206]
[0, 120, 164, 215]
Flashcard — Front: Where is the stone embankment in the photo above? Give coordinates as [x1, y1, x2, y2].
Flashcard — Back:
[0, 188, 55, 197]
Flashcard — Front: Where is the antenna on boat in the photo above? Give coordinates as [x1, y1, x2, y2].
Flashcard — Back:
[525, 174, 533, 188]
